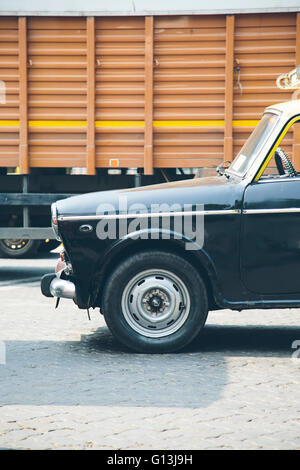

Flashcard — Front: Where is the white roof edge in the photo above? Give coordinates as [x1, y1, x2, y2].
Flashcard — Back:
[1, 0, 300, 17]
[1, 9, 300, 16]
[1, 0, 300, 16]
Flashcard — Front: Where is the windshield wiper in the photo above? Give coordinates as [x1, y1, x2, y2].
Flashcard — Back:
[216, 161, 231, 178]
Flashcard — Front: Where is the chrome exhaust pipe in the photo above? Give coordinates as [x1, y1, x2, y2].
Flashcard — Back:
[41, 273, 75, 300]
[50, 277, 75, 299]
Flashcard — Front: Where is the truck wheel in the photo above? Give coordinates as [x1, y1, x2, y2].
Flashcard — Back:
[102, 251, 208, 353]
[0, 239, 41, 258]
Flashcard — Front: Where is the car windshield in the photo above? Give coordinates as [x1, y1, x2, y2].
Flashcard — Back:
[227, 112, 280, 177]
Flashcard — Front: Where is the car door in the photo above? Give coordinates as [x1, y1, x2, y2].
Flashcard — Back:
[241, 177, 300, 295]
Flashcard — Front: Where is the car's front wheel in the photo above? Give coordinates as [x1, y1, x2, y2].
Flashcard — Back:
[102, 251, 208, 353]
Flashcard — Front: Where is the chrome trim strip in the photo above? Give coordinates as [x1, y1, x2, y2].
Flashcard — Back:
[58, 209, 241, 222]
[51, 202, 62, 241]
[258, 177, 300, 183]
[243, 208, 300, 214]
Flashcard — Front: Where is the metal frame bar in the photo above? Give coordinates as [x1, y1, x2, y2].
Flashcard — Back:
[0, 228, 55, 239]
[22, 175, 30, 227]
[0, 193, 74, 205]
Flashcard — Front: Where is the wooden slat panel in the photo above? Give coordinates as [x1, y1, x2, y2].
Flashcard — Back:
[27, 17, 87, 121]
[154, 127, 224, 168]
[0, 17, 19, 167]
[95, 127, 144, 168]
[233, 13, 296, 120]
[27, 17, 87, 168]
[153, 15, 226, 168]
[95, 17, 145, 168]
[232, 13, 297, 164]
[0, 13, 299, 172]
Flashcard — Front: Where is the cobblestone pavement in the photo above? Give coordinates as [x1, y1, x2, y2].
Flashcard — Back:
[0, 254, 300, 450]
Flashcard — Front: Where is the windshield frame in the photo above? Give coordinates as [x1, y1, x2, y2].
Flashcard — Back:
[225, 110, 282, 180]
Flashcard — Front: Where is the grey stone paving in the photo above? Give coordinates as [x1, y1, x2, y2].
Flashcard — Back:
[0, 255, 299, 450]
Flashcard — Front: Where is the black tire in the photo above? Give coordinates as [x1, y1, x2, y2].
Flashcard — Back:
[0, 239, 41, 258]
[102, 250, 208, 353]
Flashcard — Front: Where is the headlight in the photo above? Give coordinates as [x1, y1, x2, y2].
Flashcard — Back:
[51, 203, 61, 241]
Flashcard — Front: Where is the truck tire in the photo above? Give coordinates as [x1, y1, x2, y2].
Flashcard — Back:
[0, 239, 41, 258]
[102, 250, 208, 353]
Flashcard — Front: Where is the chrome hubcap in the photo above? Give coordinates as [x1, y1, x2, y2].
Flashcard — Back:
[121, 269, 191, 338]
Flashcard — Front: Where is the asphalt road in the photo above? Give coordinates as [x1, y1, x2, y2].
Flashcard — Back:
[0, 251, 300, 450]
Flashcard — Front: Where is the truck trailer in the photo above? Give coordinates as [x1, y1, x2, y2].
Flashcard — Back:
[0, 1, 300, 257]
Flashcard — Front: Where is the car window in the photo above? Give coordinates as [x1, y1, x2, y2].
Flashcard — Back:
[228, 112, 279, 177]
[259, 121, 300, 179]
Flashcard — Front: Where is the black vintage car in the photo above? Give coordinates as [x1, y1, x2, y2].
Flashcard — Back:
[41, 84, 300, 353]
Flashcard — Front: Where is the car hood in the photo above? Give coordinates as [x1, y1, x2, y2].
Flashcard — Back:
[56, 175, 243, 217]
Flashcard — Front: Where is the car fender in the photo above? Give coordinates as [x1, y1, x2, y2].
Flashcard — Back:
[90, 227, 222, 308]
